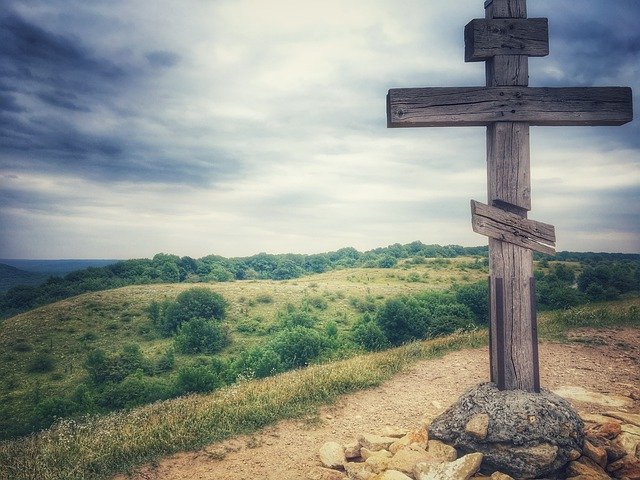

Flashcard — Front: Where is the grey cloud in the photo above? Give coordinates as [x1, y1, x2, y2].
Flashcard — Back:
[145, 50, 180, 68]
[0, 8, 231, 187]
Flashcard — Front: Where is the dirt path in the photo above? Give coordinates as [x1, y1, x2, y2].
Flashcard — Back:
[117, 328, 640, 480]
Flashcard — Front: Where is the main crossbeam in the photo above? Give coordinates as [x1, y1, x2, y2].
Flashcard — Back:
[387, 86, 632, 127]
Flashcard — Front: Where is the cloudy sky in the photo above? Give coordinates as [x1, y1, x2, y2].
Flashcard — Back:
[1, 0, 638, 259]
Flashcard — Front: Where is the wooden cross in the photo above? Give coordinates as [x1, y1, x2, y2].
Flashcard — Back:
[386, 0, 632, 392]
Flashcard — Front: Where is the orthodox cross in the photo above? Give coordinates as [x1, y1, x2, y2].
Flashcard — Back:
[386, 0, 632, 392]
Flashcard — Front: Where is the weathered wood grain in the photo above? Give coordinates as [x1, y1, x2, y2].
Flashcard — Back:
[485, 0, 527, 19]
[471, 200, 556, 255]
[486, 55, 529, 86]
[489, 239, 536, 390]
[465, 18, 548, 62]
[485, 0, 538, 392]
[472, 200, 555, 241]
[487, 122, 530, 210]
[386, 86, 633, 127]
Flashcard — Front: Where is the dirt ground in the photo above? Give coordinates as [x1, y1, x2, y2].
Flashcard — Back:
[115, 328, 640, 480]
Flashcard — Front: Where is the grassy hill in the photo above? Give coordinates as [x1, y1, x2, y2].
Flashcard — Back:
[0, 257, 487, 439]
[1, 297, 638, 480]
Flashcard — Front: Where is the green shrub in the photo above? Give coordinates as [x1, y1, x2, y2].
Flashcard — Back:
[27, 353, 55, 373]
[256, 294, 273, 304]
[454, 281, 489, 324]
[12, 338, 32, 352]
[155, 347, 175, 373]
[84, 344, 151, 384]
[34, 397, 78, 429]
[157, 288, 227, 336]
[428, 316, 474, 338]
[352, 314, 389, 351]
[175, 364, 224, 394]
[276, 305, 317, 330]
[270, 326, 329, 369]
[100, 371, 173, 410]
[234, 346, 284, 379]
[174, 318, 231, 354]
[376, 296, 430, 346]
[304, 295, 328, 310]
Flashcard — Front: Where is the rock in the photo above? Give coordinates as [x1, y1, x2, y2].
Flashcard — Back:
[389, 428, 428, 454]
[387, 447, 433, 476]
[489, 473, 514, 480]
[618, 432, 640, 458]
[380, 426, 410, 438]
[344, 441, 362, 459]
[425, 440, 457, 462]
[344, 461, 375, 480]
[583, 440, 608, 468]
[607, 455, 640, 478]
[587, 421, 622, 440]
[320, 442, 346, 469]
[510, 443, 559, 470]
[365, 453, 391, 474]
[465, 413, 490, 440]
[361, 448, 392, 461]
[623, 423, 640, 437]
[581, 413, 622, 425]
[603, 440, 627, 463]
[565, 457, 610, 479]
[359, 434, 398, 452]
[428, 383, 583, 479]
[370, 471, 413, 480]
[553, 386, 633, 408]
[604, 411, 640, 427]
[415, 452, 483, 480]
[308, 466, 348, 480]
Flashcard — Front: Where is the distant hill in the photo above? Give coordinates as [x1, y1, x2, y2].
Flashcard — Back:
[0, 264, 49, 293]
[0, 259, 120, 275]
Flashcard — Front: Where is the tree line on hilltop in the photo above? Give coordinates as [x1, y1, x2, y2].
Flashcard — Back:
[0, 242, 486, 318]
[1, 242, 638, 320]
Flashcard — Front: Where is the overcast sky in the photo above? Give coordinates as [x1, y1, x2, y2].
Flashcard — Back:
[1, 0, 639, 259]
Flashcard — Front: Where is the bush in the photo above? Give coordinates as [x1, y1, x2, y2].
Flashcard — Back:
[155, 347, 175, 373]
[175, 364, 224, 394]
[352, 314, 389, 351]
[84, 344, 151, 384]
[174, 318, 231, 354]
[99, 371, 173, 410]
[234, 346, 284, 379]
[276, 305, 317, 330]
[27, 353, 55, 373]
[270, 326, 329, 369]
[157, 288, 227, 336]
[376, 297, 430, 346]
[454, 281, 489, 324]
[12, 338, 32, 352]
[34, 397, 78, 429]
[428, 315, 474, 338]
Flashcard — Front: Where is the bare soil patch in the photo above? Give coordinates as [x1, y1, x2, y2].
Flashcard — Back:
[115, 328, 640, 480]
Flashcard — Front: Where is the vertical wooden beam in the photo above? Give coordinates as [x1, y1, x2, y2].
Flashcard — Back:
[484, 0, 539, 392]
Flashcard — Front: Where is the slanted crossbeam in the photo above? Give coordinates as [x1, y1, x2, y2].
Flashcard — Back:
[386, 0, 633, 392]
[471, 200, 555, 255]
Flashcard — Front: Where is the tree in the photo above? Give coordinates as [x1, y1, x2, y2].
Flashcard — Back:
[158, 287, 227, 335]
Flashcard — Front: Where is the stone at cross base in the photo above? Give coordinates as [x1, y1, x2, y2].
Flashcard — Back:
[385, 0, 633, 477]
